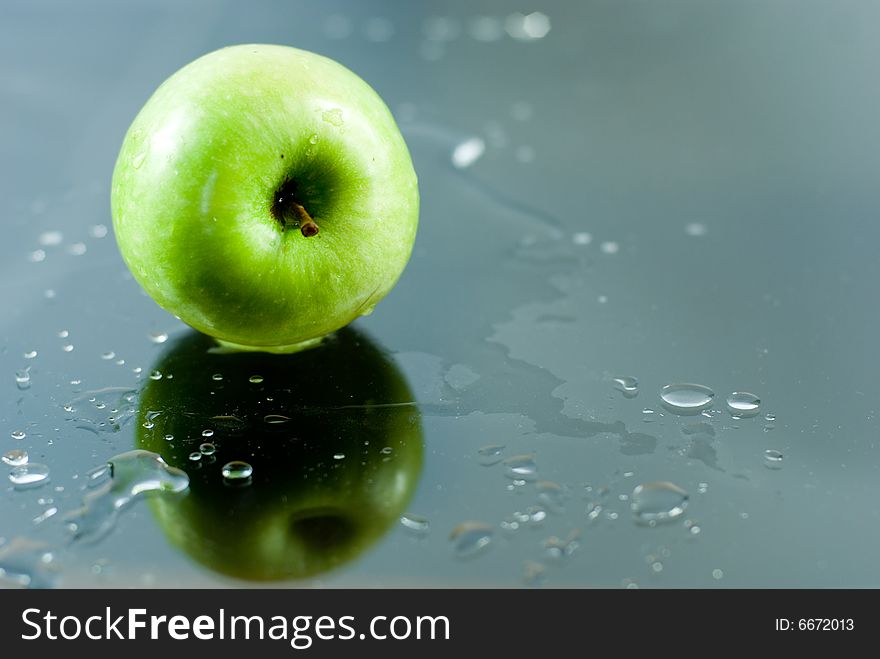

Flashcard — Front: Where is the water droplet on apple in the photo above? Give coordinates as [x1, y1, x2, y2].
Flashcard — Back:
[222, 461, 253, 482]
[211, 373, 223, 381]
[249, 375, 264, 384]
[188, 452, 201, 462]
[321, 108, 344, 126]
[149, 370, 162, 380]
[263, 414, 291, 425]
[23, 350, 37, 359]
[201, 429, 214, 438]
[199, 443, 215, 456]
[309, 133, 319, 144]
[101, 351, 116, 360]
[333, 453, 345, 460]
[2, 449, 28, 466]
[132, 152, 146, 169]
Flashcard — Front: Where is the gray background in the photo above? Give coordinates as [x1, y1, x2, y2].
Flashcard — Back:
[1, 0, 878, 587]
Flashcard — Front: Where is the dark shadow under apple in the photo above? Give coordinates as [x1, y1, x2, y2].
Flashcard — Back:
[136, 327, 423, 582]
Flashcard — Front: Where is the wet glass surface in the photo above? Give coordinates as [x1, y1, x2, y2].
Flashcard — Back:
[2, 0, 880, 587]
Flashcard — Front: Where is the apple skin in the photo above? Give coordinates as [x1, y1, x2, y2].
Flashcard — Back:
[136, 327, 423, 581]
[112, 44, 419, 350]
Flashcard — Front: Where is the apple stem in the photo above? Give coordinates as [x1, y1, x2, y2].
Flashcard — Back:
[292, 202, 320, 237]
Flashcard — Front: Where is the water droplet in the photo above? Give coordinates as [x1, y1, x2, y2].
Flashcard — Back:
[188, 452, 201, 462]
[263, 414, 291, 425]
[201, 429, 214, 438]
[333, 453, 345, 460]
[726, 392, 761, 417]
[660, 383, 715, 414]
[63, 344, 74, 352]
[449, 521, 493, 557]
[212, 373, 223, 381]
[451, 137, 485, 169]
[503, 454, 537, 480]
[308, 133, 319, 145]
[149, 331, 168, 344]
[67, 450, 189, 543]
[249, 375, 264, 384]
[764, 449, 783, 469]
[86, 464, 111, 486]
[685, 222, 707, 237]
[132, 152, 146, 169]
[505, 11, 551, 40]
[631, 482, 689, 524]
[642, 408, 658, 422]
[38, 230, 63, 246]
[89, 224, 108, 238]
[199, 442, 215, 456]
[572, 232, 592, 245]
[66, 242, 86, 256]
[400, 513, 430, 534]
[15, 368, 31, 390]
[2, 449, 28, 466]
[57, 330, 69, 338]
[33, 507, 58, 525]
[149, 370, 162, 380]
[600, 241, 619, 254]
[100, 351, 116, 361]
[29, 249, 46, 262]
[764, 412, 776, 422]
[23, 350, 37, 359]
[478, 443, 505, 466]
[164, 434, 174, 441]
[142, 421, 154, 429]
[11, 430, 26, 440]
[612, 375, 639, 398]
[712, 568, 724, 580]
[222, 461, 253, 482]
[9, 464, 50, 488]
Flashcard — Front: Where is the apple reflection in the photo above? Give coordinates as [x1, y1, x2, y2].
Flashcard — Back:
[136, 328, 423, 582]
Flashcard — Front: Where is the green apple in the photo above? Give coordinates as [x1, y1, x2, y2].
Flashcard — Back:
[112, 45, 419, 352]
[136, 327, 423, 581]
